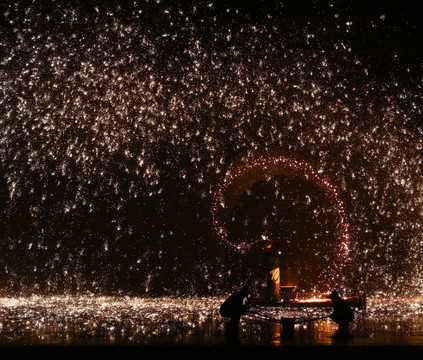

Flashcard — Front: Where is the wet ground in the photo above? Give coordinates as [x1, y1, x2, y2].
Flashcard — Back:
[1, 296, 423, 358]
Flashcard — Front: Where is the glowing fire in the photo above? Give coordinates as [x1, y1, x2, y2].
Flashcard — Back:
[296, 296, 331, 304]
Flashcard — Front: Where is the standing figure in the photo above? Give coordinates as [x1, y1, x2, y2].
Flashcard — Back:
[327, 290, 355, 337]
[261, 235, 280, 302]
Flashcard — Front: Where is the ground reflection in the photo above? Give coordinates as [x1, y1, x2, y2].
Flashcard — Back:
[1, 296, 423, 347]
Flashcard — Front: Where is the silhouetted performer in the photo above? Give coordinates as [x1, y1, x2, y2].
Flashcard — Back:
[328, 290, 355, 337]
[219, 284, 249, 336]
[261, 235, 280, 301]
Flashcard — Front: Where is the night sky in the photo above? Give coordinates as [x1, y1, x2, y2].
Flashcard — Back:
[1, 0, 423, 297]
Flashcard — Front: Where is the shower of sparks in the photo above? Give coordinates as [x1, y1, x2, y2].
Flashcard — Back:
[1, 1, 423, 298]
[1, 295, 423, 345]
[0, 295, 223, 344]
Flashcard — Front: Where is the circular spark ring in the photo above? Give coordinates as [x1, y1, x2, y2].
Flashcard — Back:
[211, 153, 350, 256]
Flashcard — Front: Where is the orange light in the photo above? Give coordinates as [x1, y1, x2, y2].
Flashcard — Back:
[296, 296, 330, 303]
[270, 267, 280, 283]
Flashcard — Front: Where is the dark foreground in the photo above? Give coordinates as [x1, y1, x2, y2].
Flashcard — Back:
[1, 344, 423, 360]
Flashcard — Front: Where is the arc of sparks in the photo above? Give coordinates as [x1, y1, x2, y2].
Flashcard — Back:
[211, 153, 350, 257]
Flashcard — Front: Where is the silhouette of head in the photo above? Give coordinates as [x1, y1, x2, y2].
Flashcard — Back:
[240, 283, 249, 295]
[327, 290, 340, 300]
